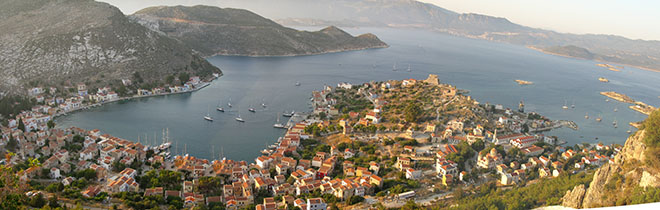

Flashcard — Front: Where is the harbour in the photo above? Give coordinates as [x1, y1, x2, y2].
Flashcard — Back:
[55, 27, 660, 161]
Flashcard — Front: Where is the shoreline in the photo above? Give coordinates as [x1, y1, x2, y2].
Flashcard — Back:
[526, 46, 660, 73]
[203, 44, 389, 58]
[53, 79, 215, 120]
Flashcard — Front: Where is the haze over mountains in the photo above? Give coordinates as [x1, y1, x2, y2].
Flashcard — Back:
[130, 0, 659, 71]
[0, 0, 219, 94]
[129, 5, 388, 57]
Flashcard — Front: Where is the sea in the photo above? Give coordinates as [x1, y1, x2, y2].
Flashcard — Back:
[56, 27, 660, 161]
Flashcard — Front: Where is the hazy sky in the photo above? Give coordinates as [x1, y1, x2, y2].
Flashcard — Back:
[101, 0, 660, 41]
[420, 0, 660, 41]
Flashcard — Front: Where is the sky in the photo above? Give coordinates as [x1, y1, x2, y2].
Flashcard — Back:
[101, 0, 660, 41]
[420, 0, 660, 41]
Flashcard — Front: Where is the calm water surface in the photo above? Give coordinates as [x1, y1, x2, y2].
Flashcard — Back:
[57, 28, 660, 161]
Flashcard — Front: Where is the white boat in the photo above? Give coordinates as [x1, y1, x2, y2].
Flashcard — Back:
[585, 112, 589, 119]
[407, 64, 411, 72]
[235, 115, 244, 122]
[204, 106, 213, 121]
[248, 107, 256, 112]
[216, 107, 224, 112]
[273, 114, 286, 129]
[392, 63, 397, 71]
[283, 110, 294, 117]
[562, 100, 568, 109]
[295, 81, 301, 86]
[614, 107, 618, 112]
[228, 97, 232, 107]
[596, 114, 602, 122]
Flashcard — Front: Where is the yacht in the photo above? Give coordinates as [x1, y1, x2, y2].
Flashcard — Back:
[585, 112, 589, 119]
[235, 112, 244, 122]
[216, 107, 224, 112]
[283, 110, 294, 117]
[596, 114, 602, 122]
[295, 81, 301, 86]
[273, 114, 286, 129]
[204, 106, 213, 121]
[562, 100, 568, 110]
[248, 107, 256, 112]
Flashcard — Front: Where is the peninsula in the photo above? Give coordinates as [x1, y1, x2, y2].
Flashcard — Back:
[129, 6, 388, 57]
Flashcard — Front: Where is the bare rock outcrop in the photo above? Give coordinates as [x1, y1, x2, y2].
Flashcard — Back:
[561, 184, 586, 208]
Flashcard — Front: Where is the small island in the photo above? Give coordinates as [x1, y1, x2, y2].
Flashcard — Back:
[598, 77, 609, 83]
[596, 63, 622, 72]
[600, 91, 656, 115]
[515, 79, 534, 85]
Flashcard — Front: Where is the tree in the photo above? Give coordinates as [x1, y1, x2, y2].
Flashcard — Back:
[47, 120, 55, 129]
[404, 102, 422, 123]
[48, 195, 60, 208]
[195, 176, 223, 196]
[346, 195, 364, 205]
[17, 119, 25, 132]
[178, 73, 190, 85]
[5, 135, 17, 152]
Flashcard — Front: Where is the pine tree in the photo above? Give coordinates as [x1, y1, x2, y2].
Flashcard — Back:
[17, 118, 25, 132]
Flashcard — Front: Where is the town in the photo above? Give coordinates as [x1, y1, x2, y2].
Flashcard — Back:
[0, 74, 622, 210]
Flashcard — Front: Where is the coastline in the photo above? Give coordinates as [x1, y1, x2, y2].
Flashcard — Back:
[202, 44, 389, 58]
[53, 78, 217, 120]
[526, 46, 660, 73]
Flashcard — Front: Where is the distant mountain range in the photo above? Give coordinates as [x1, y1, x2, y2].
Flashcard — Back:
[0, 0, 219, 94]
[213, 0, 660, 71]
[129, 5, 388, 57]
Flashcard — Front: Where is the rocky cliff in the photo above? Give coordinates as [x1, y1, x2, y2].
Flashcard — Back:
[561, 128, 660, 208]
[129, 5, 388, 57]
[0, 0, 220, 95]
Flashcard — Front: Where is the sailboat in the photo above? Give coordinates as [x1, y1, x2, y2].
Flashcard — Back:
[261, 99, 267, 108]
[216, 101, 224, 112]
[204, 106, 213, 121]
[584, 112, 589, 119]
[571, 100, 575, 109]
[596, 114, 602, 122]
[407, 64, 411, 72]
[392, 63, 397, 71]
[248, 106, 256, 112]
[227, 97, 232, 108]
[627, 126, 632, 134]
[614, 106, 618, 112]
[235, 111, 244, 122]
[273, 114, 286, 129]
[562, 100, 568, 109]
[613, 118, 618, 128]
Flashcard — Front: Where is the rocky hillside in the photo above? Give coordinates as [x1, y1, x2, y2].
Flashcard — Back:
[562, 110, 660, 208]
[129, 5, 388, 57]
[0, 0, 220, 95]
